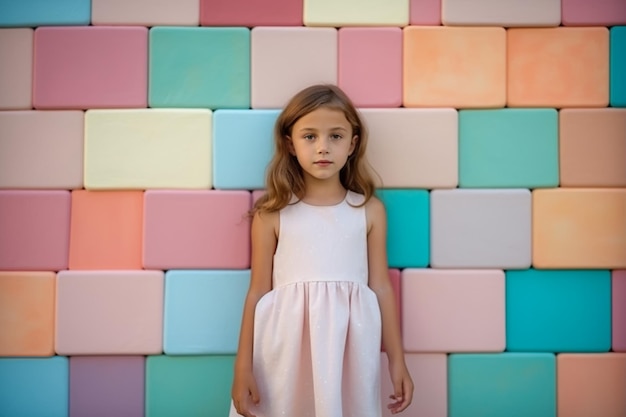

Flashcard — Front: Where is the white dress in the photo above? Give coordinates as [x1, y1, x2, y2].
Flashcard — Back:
[230, 191, 382, 417]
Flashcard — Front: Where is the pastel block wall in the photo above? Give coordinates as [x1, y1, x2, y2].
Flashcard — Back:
[1, 1, 624, 416]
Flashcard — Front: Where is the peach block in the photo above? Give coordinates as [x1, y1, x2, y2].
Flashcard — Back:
[614, 271, 626, 352]
[56, 270, 164, 355]
[0, 272, 55, 356]
[0, 28, 33, 109]
[380, 353, 447, 417]
[0, 111, 83, 189]
[557, 354, 626, 417]
[362, 108, 458, 188]
[402, 269, 505, 352]
[508, 28, 609, 107]
[533, 189, 626, 268]
[559, 109, 626, 187]
[403, 26, 506, 108]
[91, 0, 200, 26]
[69, 191, 144, 270]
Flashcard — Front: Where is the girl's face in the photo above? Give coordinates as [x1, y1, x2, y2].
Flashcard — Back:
[287, 107, 357, 185]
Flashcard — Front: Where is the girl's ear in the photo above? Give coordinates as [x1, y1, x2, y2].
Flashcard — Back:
[286, 136, 296, 155]
[349, 135, 358, 155]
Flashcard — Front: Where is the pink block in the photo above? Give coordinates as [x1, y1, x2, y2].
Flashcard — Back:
[0, 29, 33, 109]
[0, 191, 70, 270]
[338, 28, 402, 108]
[200, 0, 302, 26]
[33, 27, 148, 109]
[402, 269, 505, 352]
[143, 190, 251, 269]
[380, 353, 447, 417]
[251, 27, 337, 109]
[562, 0, 626, 26]
[56, 270, 164, 355]
[0, 111, 83, 189]
[410, 0, 442, 25]
[614, 271, 626, 352]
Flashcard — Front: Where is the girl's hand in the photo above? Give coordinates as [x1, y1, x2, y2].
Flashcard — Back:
[232, 370, 260, 417]
[386, 361, 414, 414]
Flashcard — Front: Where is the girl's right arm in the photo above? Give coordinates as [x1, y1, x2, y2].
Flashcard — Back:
[232, 210, 278, 417]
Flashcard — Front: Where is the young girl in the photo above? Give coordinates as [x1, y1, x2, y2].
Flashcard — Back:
[231, 84, 413, 417]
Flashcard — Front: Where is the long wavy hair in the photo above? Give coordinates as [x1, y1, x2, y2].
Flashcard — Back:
[253, 84, 377, 214]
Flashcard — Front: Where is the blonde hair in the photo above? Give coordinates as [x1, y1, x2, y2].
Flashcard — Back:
[253, 84, 376, 214]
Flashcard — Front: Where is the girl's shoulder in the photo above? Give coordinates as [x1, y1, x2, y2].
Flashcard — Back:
[364, 195, 386, 233]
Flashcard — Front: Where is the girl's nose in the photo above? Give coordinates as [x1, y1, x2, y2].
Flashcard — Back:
[317, 137, 330, 153]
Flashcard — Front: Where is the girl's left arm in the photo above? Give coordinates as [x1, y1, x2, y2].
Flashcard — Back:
[366, 197, 414, 414]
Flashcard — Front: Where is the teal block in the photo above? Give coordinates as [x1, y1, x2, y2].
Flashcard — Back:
[610, 27, 626, 107]
[149, 27, 250, 109]
[0, 0, 90, 26]
[146, 355, 234, 417]
[506, 269, 611, 352]
[213, 110, 278, 189]
[377, 189, 429, 268]
[459, 109, 558, 188]
[0, 357, 69, 417]
[449, 353, 556, 417]
[164, 270, 249, 354]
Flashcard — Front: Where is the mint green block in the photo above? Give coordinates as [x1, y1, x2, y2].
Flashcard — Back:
[611, 27, 626, 107]
[459, 109, 558, 188]
[146, 355, 234, 417]
[449, 353, 556, 417]
[377, 189, 429, 268]
[149, 27, 250, 109]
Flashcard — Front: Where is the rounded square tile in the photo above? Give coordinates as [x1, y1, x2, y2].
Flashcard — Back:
[442, 0, 560, 26]
[612, 270, 626, 351]
[0, 111, 84, 189]
[610, 27, 626, 107]
[532, 189, 626, 268]
[459, 109, 558, 188]
[506, 269, 611, 352]
[507, 28, 609, 107]
[200, 0, 302, 26]
[410, 0, 441, 25]
[33, 27, 148, 109]
[0, 0, 90, 26]
[149, 27, 250, 109]
[251, 27, 337, 109]
[403, 26, 506, 108]
[562, 0, 626, 26]
[402, 269, 505, 352]
[92, 0, 199, 26]
[430, 189, 531, 269]
[0, 29, 33, 109]
[304, 0, 409, 26]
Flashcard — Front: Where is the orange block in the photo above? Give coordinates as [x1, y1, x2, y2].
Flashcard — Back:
[403, 26, 506, 108]
[560, 109, 626, 187]
[533, 189, 626, 268]
[0, 272, 55, 356]
[69, 190, 143, 269]
[508, 28, 609, 107]
[558, 353, 626, 417]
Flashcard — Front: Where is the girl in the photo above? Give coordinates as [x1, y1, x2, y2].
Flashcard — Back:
[231, 84, 413, 417]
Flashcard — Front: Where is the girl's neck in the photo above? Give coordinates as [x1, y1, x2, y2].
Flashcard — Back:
[300, 180, 347, 206]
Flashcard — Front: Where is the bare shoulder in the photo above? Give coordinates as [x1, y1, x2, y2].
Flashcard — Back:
[252, 210, 280, 240]
[365, 196, 386, 233]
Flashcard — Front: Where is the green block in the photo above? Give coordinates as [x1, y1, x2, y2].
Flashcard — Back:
[459, 109, 558, 188]
[449, 353, 556, 417]
[146, 355, 235, 417]
[610, 26, 626, 107]
[149, 27, 250, 109]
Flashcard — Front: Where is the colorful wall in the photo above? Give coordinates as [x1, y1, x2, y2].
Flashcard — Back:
[0, 0, 625, 416]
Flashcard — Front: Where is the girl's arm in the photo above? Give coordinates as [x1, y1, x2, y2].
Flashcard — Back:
[232, 210, 277, 417]
[366, 197, 414, 414]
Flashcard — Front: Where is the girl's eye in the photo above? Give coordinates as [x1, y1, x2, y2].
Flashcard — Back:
[331, 134, 342, 140]
[303, 134, 315, 140]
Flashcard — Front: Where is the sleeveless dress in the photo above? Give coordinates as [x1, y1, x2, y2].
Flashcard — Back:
[230, 191, 382, 417]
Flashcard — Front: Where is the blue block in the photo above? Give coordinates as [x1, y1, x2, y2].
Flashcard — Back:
[0, 0, 90, 26]
[506, 269, 611, 352]
[377, 189, 429, 268]
[459, 109, 559, 188]
[213, 110, 278, 189]
[610, 26, 626, 107]
[0, 357, 69, 417]
[449, 353, 556, 417]
[164, 270, 250, 354]
[149, 27, 250, 109]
